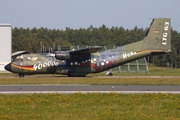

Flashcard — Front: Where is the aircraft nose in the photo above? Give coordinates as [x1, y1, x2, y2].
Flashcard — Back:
[4, 63, 11, 72]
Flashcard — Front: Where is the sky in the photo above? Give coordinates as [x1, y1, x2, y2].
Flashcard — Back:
[0, 0, 180, 32]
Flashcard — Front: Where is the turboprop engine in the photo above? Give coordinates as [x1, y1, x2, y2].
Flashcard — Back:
[55, 51, 70, 60]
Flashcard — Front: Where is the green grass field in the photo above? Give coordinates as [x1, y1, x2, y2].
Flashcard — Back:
[0, 65, 180, 120]
[0, 93, 180, 120]
[1, 77, 180, 85]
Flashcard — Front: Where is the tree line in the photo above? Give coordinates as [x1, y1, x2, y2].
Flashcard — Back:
[12, 25, 180, 68]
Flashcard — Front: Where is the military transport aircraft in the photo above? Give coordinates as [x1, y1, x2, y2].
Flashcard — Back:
[5, 18, 171, 77]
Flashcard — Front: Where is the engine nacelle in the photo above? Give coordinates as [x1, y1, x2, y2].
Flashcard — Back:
[55, 51, 70, 60]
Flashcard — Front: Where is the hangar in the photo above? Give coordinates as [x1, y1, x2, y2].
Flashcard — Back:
[0, 24, 12, 71]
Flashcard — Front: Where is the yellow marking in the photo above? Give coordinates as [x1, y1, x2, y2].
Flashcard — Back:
[12, 63, 35, 71]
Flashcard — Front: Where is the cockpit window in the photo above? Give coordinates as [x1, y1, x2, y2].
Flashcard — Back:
[13, 55, 24, 62]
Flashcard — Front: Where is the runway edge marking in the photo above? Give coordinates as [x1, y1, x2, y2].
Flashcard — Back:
[1, 91, 180, 94]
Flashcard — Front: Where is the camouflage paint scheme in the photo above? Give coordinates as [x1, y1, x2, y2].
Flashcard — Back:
[5, 18, 171, 77]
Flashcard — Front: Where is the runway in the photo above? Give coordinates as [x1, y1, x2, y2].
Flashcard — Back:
[0, 84, 180, 94]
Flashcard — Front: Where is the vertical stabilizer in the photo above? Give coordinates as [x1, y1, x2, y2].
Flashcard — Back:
[142, 18, 171, 51]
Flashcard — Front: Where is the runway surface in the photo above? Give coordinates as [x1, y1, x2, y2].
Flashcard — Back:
[0, 85, 180, 94]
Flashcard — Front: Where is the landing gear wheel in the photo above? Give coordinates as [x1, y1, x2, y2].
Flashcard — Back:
[19, 73, 24, 78]
[68, 74, 73, 77]
[106, 71, 113, 76]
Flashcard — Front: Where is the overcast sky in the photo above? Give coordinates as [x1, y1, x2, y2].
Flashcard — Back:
[0, 0, 180, 31]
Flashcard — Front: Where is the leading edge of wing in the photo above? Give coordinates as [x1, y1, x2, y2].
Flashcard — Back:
[70, 46, 103, 55]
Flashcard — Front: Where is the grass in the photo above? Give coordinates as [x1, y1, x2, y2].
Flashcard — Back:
[0, 65, 180, 120]
[0, 93, 180, 120]
[1, 77, 180, 85]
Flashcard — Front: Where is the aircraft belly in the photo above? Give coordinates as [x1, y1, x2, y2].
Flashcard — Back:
[56, 65, 91, 75]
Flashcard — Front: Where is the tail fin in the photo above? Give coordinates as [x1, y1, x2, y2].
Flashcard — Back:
[142, 18, 171, 51]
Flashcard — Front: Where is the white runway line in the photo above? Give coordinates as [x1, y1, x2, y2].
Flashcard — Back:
[1, 91, 180, 94]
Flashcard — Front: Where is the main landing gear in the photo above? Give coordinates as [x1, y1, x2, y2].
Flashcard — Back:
[18, 73, 25, 78]
[68, 74, 86, 77]
[106, 71, 113, 76]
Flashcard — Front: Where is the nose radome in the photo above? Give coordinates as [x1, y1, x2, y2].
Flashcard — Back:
[4, 63, 11, 72]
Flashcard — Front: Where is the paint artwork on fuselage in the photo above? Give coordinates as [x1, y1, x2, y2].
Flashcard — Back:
[91, 52, 119, 72]
[33, 61, 60, 71]
[12, 54, 67, 71]
[90, 45, 136, 72]
[68, 59, 91, 66]
[27, 57, 38, 61]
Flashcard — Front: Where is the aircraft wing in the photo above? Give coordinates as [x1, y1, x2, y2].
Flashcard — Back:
[70, 46, 103, 55]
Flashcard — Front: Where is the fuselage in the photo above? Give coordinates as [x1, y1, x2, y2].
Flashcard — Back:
[5, 47, 153, 76]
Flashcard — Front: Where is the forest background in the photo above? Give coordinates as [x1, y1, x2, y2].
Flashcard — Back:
[12, 25, 180, 68]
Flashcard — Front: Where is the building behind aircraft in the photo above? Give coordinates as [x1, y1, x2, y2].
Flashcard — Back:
[0, 24, 12, 71]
